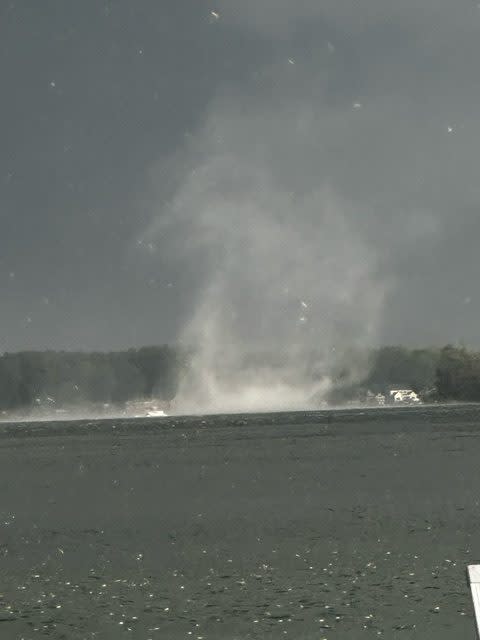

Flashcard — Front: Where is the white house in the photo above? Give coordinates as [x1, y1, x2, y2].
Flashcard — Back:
[389, 389, 421, 404]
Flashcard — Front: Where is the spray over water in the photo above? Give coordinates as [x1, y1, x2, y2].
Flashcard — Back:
[141, 98, 389, 414]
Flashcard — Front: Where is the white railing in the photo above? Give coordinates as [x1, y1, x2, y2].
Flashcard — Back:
[467, 565, 480, 639]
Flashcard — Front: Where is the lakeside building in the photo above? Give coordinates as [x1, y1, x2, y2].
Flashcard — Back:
[389, 389, 421, 404]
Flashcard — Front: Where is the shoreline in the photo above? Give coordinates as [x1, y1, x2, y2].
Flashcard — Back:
[0, 399, 476, 428]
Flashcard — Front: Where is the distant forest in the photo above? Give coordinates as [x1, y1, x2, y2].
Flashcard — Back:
[0, 346, 188, 413]
[0, 344, 479, 413]
[327, 345, 465, 404]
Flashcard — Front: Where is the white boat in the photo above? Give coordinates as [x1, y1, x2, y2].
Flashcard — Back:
[125, 399, 168, 418]
[146, 409, 167, 418]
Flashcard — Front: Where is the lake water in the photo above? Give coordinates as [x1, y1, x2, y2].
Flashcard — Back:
[0, 404, 479, 638]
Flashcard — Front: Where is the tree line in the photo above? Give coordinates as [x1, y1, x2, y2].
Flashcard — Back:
[367, 345, 480, 402]
[330, 345, 480, 403]
[0, 346, 188, 412]
[0, 344, 479, 412]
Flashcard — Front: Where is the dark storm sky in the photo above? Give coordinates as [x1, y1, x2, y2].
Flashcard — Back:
[1, 0, 480, 351]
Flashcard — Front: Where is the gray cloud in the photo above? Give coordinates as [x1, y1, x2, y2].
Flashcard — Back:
[216, 0, 477, 38]
[1, 0, 480, 357]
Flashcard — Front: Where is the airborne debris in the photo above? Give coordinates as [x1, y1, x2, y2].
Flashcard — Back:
[210, 10, 219, 19]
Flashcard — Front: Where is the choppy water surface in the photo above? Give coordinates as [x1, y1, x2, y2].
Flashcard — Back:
[0, 404, 479, 638]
